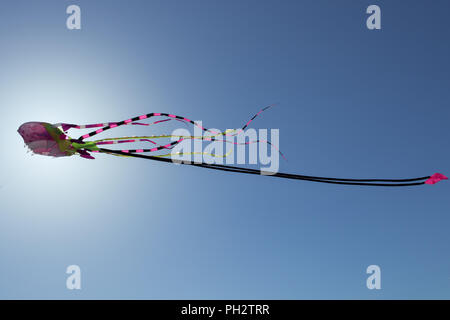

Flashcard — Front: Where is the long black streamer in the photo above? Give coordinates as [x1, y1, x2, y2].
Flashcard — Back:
[99, 148, 430, 187]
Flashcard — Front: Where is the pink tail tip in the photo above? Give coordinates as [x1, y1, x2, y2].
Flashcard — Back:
[425, 173, 448, 185]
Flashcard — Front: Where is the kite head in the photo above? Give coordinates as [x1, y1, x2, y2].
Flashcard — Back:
[18, 122, 76, 157]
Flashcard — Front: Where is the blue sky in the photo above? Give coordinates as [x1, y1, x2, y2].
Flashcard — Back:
[0, 0, 449, 299]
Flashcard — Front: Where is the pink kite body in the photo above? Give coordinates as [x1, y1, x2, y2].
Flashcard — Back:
[18, 122, 75, 157]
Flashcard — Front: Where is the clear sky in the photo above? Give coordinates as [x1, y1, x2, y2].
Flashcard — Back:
[0, 0, 449, 299]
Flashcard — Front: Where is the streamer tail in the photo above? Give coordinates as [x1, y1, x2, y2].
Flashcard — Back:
[97, 148, 445, 187]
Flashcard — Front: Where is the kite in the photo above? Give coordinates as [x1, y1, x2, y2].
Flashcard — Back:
[17, 106, 447, 187]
